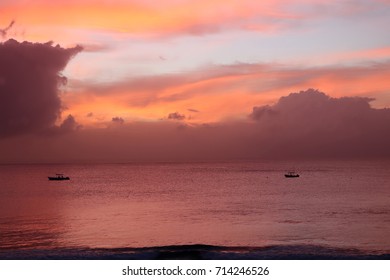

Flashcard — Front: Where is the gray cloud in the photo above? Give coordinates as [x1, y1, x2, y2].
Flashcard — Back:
[0, 39, 82, 137]
[168, 112, 186, 121]
[1, 89, 390, 163]
[112, 117, 125, 124]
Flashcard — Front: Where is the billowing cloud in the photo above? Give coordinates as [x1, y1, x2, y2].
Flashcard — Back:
[249, 89, 390, 158]
[168, 112, 185, 121]
[0, 39, 82, 137]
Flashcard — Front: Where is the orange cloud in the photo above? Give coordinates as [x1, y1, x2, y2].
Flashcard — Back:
[1, 0, 309, 39]
[62, 61, 390, 126]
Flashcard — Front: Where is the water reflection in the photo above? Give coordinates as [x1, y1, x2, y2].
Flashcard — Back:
[0, 162, 389, 253]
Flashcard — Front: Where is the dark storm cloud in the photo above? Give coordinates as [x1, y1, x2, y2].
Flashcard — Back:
[168, 112, 186, 121]
[249, 89, 390, 158]
[0, 39, 82, 137]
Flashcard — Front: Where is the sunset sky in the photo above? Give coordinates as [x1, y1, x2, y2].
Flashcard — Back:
[1, 0, 390, 162]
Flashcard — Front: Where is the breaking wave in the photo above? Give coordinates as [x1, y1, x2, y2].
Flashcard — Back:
[1, 244, 389, 260]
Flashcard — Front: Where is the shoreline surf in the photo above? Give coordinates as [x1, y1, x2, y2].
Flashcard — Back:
[1, 244, 389, 260]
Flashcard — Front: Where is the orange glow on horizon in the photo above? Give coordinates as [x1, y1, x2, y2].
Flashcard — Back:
[61, 61, 390, 127]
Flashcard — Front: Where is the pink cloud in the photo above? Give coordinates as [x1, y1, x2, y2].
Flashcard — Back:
[325, 47, 390, 63]
[0, 20, 15, 38]
[64, 61, 390, 125]
[0, 0, 326, 38]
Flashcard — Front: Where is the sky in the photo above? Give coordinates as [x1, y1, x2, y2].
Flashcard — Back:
[0, 0, 390, 163]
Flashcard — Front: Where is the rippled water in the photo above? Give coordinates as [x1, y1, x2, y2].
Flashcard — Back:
[1, 161, 389, 255]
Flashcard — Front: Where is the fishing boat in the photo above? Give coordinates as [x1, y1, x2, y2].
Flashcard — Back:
[285, 171, 299, 178]
[48, 174, 70, 181]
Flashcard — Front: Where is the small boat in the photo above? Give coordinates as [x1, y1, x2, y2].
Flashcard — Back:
[285, 171, 299, 178]
[48, 174, 70, 181]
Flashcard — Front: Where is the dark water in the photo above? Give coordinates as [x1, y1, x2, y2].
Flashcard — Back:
[0, 161, 389, 259]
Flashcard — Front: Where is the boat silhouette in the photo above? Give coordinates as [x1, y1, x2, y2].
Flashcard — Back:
[48, 174, 70, 181]
[285, 171, 299, 178]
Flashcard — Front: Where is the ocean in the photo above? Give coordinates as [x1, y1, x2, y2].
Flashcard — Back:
[0, 160, 389, 259]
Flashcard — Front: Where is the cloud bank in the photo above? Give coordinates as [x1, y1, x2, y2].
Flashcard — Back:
[1, 89, 389, 163]
[0, 39, 82, 137]
[249, 89, 390, 159]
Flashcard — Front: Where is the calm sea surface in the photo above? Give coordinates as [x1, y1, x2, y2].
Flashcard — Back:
[1, 161, 389, 255]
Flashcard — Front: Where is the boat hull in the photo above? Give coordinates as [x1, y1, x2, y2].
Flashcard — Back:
[48, 177, 70, 181]
[285, 174, 299, 178]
